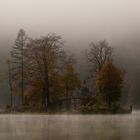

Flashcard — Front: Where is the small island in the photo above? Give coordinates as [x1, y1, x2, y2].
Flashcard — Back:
[4, 30, 131, 114]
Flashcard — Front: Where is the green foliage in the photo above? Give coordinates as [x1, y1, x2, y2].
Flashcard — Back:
[81, 96, 108, 112]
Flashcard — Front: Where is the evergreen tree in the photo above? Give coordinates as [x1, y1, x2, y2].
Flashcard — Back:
[11, 29, 27, 105]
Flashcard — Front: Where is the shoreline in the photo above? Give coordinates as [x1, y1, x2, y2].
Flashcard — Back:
[0, 110, 132, 115]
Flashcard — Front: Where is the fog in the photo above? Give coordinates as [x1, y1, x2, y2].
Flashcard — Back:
[1, 0, 140, 70]
[0, 0, 140, 52]
[0, 111, 139, 140]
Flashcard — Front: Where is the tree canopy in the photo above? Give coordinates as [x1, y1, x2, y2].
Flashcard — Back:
[96, 61, 125, 107]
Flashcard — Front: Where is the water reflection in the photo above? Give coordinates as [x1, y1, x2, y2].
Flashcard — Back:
[0, 111, 139, 140]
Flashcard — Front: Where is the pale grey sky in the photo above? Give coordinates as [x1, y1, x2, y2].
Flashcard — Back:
[0, 0, 140, 52]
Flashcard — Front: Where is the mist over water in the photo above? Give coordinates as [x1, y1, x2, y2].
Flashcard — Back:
[0, 111, 138, 140]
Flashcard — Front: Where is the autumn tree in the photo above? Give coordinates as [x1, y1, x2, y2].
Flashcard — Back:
[49, 72, 65, 102]
[96, 61, 125, 108]
[24, 33, 66, 109]
[10, 29, 27, 105]
[62, 64, 82, 98]
[25, 63, 82, 110]
[86, 40, 113, 74]
[62, 64, 82, 110]
[26, 81, 43, 108]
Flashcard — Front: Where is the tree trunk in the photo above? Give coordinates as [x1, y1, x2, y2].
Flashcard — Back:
[42, 67, 50, 111]
[45, 69, 50, 108]
[42, 89, 47, 111]
[21, 38, 24, 106]
[8, 63, 13, 107]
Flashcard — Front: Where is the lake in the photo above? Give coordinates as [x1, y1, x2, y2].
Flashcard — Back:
[0, 111, 139, 140]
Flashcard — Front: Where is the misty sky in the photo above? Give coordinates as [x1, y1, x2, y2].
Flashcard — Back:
[0, 0, 140, 53]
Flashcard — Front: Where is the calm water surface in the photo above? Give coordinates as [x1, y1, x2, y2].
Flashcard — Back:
[0, 111, 139, 140]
